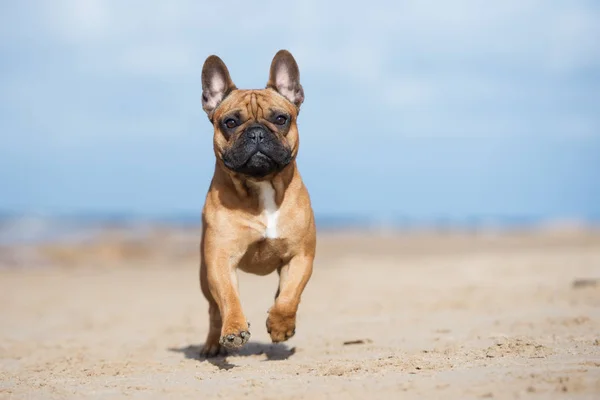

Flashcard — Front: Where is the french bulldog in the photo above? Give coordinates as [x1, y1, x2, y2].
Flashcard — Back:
[199, 50, 316, 357]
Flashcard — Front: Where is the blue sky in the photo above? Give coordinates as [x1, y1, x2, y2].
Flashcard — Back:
[1, 1, 599, 222]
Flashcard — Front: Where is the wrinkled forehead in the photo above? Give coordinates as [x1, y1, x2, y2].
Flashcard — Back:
[213, 89, 296, 120]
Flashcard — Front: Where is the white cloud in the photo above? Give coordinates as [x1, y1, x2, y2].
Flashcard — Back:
[20, 0, 600, 78]
[1, 0, 598, 142]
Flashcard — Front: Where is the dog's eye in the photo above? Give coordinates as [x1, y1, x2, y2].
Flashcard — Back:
[224, 119, 237, 129]
[274, 115, 287, 125]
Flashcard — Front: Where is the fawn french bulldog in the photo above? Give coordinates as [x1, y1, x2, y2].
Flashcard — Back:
[199, 50, 316, 357]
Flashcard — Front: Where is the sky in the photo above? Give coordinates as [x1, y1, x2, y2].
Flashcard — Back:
[1, 1, 599, 223]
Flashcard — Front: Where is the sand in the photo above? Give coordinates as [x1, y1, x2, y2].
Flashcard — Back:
[1, 229, 600, 399]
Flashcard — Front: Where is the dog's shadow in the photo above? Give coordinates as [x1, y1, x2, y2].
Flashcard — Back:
[168, 342, 296, 370]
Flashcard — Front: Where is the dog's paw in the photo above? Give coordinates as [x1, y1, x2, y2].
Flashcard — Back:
[266, 307, 296, 343]
[219, 329, 251, 349]
[200, 330, 227, 358]
[200, 342, 226, 358]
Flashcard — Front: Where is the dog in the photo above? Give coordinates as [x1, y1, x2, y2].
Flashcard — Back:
[198, 50, 316, 357]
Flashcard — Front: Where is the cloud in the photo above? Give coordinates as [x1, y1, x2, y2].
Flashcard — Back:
[1, 0, 599, 145]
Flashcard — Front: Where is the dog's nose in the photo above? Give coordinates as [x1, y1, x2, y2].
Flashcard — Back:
[246, 125, 266, 144]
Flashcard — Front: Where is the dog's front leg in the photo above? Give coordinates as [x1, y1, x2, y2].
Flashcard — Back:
[202, 246, 250, 352]
[267, 253, 314, 343]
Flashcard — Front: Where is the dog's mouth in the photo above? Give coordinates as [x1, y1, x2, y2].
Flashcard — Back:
[221, 124, 293, 178]
[223, 150, 290, 178]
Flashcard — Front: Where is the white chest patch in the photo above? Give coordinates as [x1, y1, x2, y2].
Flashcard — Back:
[255, 181, 280, 239]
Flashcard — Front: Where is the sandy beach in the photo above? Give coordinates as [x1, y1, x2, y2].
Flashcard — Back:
[1, 228, 600, 399]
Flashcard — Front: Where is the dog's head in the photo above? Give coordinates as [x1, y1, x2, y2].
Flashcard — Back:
[201, 50, 304, 179]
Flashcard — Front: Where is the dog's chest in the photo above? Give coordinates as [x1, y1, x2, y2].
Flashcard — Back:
[253, 181, 280, 239]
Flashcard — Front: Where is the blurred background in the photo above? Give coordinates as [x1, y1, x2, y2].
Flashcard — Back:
[4, 4, 600, 394]
[0, 0, 599, 248]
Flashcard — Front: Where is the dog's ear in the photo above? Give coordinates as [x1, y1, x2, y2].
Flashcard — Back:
[266, 50, 304, 109]
[201, 55, 236, 118]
